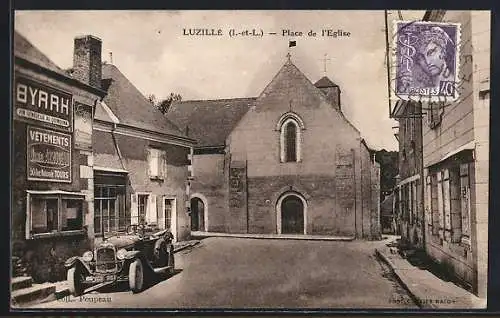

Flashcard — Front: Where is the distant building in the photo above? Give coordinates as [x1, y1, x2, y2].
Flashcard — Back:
[391, 99, 424, 249]
[168, 57, 381, 239]
[421, 10, 489, 299]
[380, 192, 396, 234]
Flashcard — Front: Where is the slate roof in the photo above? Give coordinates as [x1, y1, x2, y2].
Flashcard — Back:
[167, 98, 256, 147]
[100, 64, 188, 139]
[167, 59, 361, 148]
[314, 76, 338, 88]
[14, 30, 69, 76]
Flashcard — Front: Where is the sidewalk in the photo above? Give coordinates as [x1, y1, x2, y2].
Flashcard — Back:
[375, 240, 486, 309]
[191, 231, 355, 241]
[51, 239, 200, 301]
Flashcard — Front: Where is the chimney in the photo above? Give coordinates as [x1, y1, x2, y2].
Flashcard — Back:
[314, 76, 341, 113]
[73, 35, 102, 89]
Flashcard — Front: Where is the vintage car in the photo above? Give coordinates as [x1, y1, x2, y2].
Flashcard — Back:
[64, 224, 175, 295]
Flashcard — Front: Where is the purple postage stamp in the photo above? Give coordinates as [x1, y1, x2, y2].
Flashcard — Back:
[392, 20, 461, 102]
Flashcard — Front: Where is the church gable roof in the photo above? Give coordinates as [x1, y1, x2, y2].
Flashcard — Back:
[254, 60, 329, 110]
[100, 64, 187, 139]
[167, 98, 256, 148]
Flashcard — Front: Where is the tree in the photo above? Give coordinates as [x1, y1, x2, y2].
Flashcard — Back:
[147, 93, 182, 114]
[374, 149, 399, 201]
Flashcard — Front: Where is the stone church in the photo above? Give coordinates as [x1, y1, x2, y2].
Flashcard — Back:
[167, 56, 381, 239]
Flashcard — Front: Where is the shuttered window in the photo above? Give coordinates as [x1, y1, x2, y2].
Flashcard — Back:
[437, 171, 444, 239]
[449, 167, 462, 243]
[460, 163, 472, 244]
[148, 148, 167, 179]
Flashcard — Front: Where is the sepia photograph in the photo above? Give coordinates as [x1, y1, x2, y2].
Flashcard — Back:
[10, 9, 490, 311]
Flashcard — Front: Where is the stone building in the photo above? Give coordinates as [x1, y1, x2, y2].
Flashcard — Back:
[391, 100, 424, 249]
[421, 10, 490, 299]
[12, 31, 106, 282]
[168, 57, 381, 239]
[12, 31, 195, 283]
[92, 61, 195, 242]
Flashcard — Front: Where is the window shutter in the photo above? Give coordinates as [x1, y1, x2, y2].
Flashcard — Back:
[130, 194, 138, 225]
[147, 148, 153, 177]
[408, 184, 413, 225]
[26, 194, 32, 239]
[413, 181, 418, 224]
[158, 197, 166, 230]
[425, 176, 432, 225]
[437, 172, 444, 238]
[161, 151, 167, 179]
[450, 168, 462, 243]
[460, 164, 471, 238]
[146, 194, 157, 225]
[431, 174, 440, 235]
[443, 169, 451, 232]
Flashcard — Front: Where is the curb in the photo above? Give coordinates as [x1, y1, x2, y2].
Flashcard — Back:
[173, 240, 201, 253]
[374, 248, 437, 310]
[191, 233, 355, 242]
[52, 241, 201, 301]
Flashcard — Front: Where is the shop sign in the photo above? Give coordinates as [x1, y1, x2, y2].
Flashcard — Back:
[27, 126, 72, 183]
[74, 101, 93, 149]
[15, 76, 73, 132]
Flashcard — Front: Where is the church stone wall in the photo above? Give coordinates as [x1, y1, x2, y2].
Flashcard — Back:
[190, 153, 227, 232]
[246, 175, 357, 236]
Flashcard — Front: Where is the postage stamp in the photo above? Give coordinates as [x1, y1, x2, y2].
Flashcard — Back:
[392, 20, 461, 102]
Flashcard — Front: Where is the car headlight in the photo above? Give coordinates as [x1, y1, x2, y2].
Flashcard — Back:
[82, 251, 93, 262]
[116, 248, 127, 260]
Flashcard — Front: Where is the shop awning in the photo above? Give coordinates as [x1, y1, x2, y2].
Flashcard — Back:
[93, 166, 129, 174]
[440, 140, 475, 163]
[26, 190, 85, 196]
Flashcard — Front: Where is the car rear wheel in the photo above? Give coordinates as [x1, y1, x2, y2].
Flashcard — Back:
[129, 259, 144, 293]
[67, 266, 84, 296]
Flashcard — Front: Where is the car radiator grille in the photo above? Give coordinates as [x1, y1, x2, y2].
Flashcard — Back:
[95, 247, 116, 272]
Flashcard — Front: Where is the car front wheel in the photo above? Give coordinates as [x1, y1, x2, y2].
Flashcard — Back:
[129, 259, 144, 293]
[67, 266, 84, 296]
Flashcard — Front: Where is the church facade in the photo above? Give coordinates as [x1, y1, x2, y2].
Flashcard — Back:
[168, 58, 381, 239]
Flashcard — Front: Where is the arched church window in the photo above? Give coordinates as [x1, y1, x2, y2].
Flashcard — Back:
[285, 122, 297, 162]
[277, 112, 304, 163]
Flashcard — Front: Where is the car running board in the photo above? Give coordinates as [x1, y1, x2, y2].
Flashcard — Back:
[153, 265, 173, 275]
[83, 281, 115, 294]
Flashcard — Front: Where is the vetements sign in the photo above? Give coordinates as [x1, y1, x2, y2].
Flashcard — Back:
[27, 126, 72, 183]
[15, 77, 73, 132]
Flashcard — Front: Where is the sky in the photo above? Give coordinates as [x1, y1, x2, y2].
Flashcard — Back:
[14, 10, 426, 151]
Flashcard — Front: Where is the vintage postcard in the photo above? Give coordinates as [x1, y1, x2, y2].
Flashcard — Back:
[11, 10, 489, 311]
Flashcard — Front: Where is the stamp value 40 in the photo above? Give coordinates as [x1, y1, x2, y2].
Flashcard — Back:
[392, 20, 461, 102]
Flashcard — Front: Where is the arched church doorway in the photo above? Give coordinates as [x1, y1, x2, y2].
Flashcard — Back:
[190, 197, 205, 231]
[277, 193, 306, 234]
